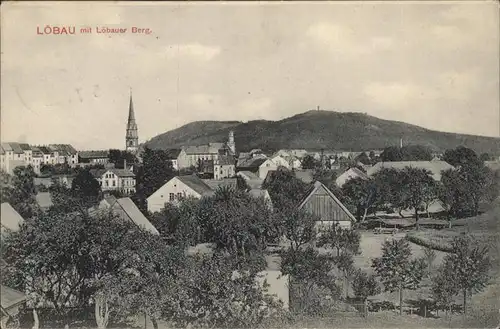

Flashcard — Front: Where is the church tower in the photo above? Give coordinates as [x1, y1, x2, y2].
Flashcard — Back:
[228, 130, 236, 155]
[125, 90, 139, 153]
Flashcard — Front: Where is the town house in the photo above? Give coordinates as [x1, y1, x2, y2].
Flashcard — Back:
[90, 168, 136, 194]
[236, 157, 278, 180]
[147, 175, 215, 213]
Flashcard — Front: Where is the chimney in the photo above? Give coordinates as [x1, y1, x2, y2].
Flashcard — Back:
[123, 159, 127, 169]
[400, 138, 403, 148]
[317, 105, 320, 111]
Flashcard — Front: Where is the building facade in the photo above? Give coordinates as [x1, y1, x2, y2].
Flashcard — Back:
[147, 175, 214, 213]
[90, 168, 136, 194]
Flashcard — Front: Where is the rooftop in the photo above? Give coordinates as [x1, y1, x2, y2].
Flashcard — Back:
[367, 161, 455, 181]
[177, 175, 214, 196]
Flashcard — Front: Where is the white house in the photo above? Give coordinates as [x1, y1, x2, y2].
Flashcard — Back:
[269, 155, 291, 169]
[236, 157, 278, 180]
[288, 156, 302, 170]
[90, 168, 136, 194]
[147, 175, 214, 213]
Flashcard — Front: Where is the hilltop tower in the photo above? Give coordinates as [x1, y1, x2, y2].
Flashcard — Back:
[125, 90, 139, 153]
[228, 130, 236, 154]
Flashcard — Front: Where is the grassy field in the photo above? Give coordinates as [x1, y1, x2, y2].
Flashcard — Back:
[402, 201, 500, 328]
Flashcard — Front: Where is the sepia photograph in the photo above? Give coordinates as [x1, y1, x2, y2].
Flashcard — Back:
[0, 1, 499, 329]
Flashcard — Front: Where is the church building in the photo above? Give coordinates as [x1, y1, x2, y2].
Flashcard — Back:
[125, 90, 139, 153]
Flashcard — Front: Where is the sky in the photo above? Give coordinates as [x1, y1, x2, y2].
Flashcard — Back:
[1, 1, 499, 150]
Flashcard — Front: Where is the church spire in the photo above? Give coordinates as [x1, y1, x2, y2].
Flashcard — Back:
[125, 89, 139, 153]
[128, 88, 135, 122]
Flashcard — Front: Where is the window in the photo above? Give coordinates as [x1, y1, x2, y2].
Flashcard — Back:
[169, 193, 175, 201]
[105, 181, 109, 187]
[177, 192, 182, 199]
[112, 181, 116, 187]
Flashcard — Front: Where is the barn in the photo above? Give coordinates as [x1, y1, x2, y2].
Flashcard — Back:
[298, 181, 356, 230]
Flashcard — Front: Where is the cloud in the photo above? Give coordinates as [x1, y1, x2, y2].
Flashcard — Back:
[164, 43, 221, 62]
[304, 22, 394, 58]
[364, 82, 435, 109]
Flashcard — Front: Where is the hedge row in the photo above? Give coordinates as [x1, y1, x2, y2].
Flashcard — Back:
[405, 232, 455, 252]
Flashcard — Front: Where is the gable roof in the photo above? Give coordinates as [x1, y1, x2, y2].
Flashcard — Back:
[237, 157, 269, 169]
[8, 143, 24, 154]
[37, 146, 53, 154]
[298, 181, 356, 222]
[48, 144, 78, 156]
[18, 143, 31, 151]
[114, 198, 159, 235]
[90, 168, 135, 178]
[164, 148, 182, 159]
[237, 171, 260, 180]
[1, 143, 13, 152]
[183, 143, 223, 155]
[202, 178, 237, 190]
[216, 155, 235, 166]
[177, 175, 214, 196]
[79, 150, 109, 159]
[336, 167, 369, 187]
[367, 161, 454, 181]
[1, 285, 26, 310]
[1, 203, 24, 233]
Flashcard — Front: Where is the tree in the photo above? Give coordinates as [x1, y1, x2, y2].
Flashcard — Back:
[236, 175, 251, 191]
[432, 263, 459, 316]
[422, 246, 436, 277]
[262, 168, 310, 212]
[71, 168, 102, 208]
[372, 168, 402, 212]
[136, 148, 175, 198]
[355, 152, 371, 165]
[398, 167, 436, 229]
[401, 145, 433, 161]
[443, 146, 480, 168]
[440, 163, 489, 217]
[199, 187, 275, 257]
[479, 153, 491, 162]
[278, 207, 317, 253]
[312, 168, 337, 191]
[334, 252, 357, 299]
[341, 178, 375, 221]
[381, 146, 403, 162]
[317, 224, 361, 257]
[352, 269, 380, 302]
[108, 149, 136, 169]
[301, 155, 319, 170]
[372, 238, 426, 315]
[281, 247, 338, 314]
[439, 235, 490, 315]
[173, 252, 279, 328]
[1, 207, 141, 328]
[1, 166, 39, 218]
[150, 196, 202, 246]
